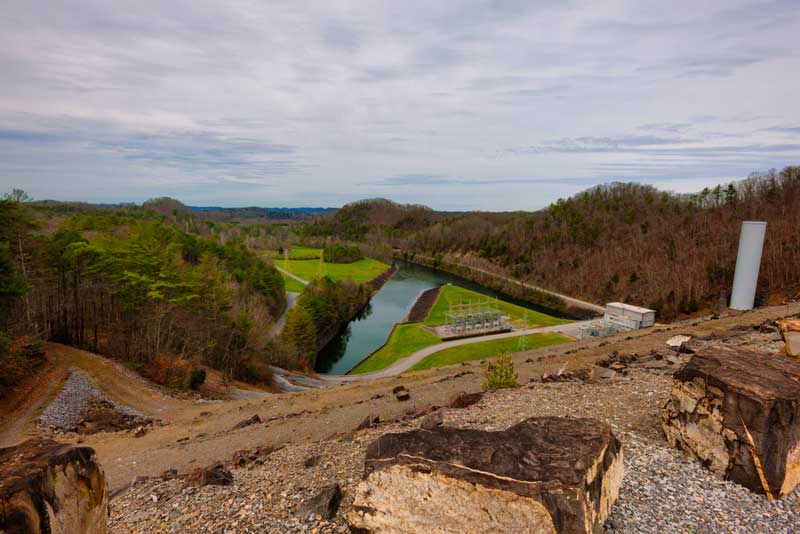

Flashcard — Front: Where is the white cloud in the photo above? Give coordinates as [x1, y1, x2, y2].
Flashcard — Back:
[0, 0, 799, 209]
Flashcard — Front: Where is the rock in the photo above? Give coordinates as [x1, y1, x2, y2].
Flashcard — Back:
[666, 334, 692, 349]
[183, 462, 233, 488]
[395, 391, 410, 402]
[777, 319, 800, 358]
[590, 365, 616, 381]
[447, 391, 484, 409]
[232, 414, 262, 430]
[0, 438, 109, 534]
[133, 425, 147, 438]
[304, 455, 323, 468]
[662, 346, 800, 497]
[356, 414, 380, 430]
[392, 385, 407, 394]
[420, 411, 443, 430]
[297, 483, 342, 520]
[347, 417, 623, 534]
[231, 445, 278, 467]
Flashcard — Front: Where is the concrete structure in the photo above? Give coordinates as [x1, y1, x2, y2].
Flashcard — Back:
[730, 221, 767, 311]
[604, 302, 656, 330]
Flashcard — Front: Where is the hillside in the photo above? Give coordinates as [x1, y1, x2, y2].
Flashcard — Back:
[304, 167, 800, 319]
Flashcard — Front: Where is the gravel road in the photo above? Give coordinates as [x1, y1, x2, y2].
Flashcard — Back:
[38, 370, 144, 432]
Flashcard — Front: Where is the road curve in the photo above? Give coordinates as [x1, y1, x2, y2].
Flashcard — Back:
[315, 319, 597, 383]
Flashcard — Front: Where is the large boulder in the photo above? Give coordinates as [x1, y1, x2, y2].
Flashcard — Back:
[346, 417, 622, 534]
[0, 438, 108, 534]
[663, 346, 800, 497]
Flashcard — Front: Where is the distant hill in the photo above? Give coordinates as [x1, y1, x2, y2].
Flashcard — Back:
[304, 167, 800, 319]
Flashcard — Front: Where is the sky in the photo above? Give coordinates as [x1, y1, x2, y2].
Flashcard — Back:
[1, 0, 799, 211]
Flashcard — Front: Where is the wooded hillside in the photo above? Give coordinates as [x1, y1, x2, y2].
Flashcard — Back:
[0, 195, 289, 382]
[304, 167, 800, 319]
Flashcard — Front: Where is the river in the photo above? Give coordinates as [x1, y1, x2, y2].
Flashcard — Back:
[314, 260, 567, 375]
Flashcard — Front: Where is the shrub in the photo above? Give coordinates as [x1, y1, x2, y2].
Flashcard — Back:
[189, 368, 207, 389]
[323, 245, 363, 264]
[482, 353, 519, 391]
[124, 361, 144, 372]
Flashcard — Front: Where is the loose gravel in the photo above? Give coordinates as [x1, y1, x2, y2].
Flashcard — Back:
[109, 327, 800, 533]
[38, 370, 144, 432]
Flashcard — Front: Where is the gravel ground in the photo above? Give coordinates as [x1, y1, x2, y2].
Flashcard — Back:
[109, 328, 800, 533]
[38, 370, 144, 432]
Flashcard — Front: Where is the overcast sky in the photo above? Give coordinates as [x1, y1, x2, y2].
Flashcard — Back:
[1, 1, 799, 210]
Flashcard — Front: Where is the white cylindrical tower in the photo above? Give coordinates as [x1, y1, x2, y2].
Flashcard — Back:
[730, 221, 767, 310]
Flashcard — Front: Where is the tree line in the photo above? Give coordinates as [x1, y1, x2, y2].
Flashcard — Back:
[303, 167, 800, 320]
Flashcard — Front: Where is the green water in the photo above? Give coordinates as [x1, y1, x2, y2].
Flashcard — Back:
[315, 260, 564, 375]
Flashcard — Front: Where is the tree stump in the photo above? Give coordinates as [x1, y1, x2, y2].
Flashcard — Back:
[0, 438, 109, 534]
[662, 346, 800, 497]
[346, 417, 623, 533]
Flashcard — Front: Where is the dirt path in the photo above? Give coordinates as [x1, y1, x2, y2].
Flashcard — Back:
[3, 303, 798, 492]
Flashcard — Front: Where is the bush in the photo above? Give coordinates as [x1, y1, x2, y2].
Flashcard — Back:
[143, 355, 192, 389]
[189, 368, 207, 389]
[124, 361, 144, 372]
[482, 353, 519, 391]
[323, 245, 363, 264]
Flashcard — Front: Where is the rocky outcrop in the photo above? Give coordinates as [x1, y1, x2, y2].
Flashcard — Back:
[663, 346, 800, 497]
[183, 463, 233, 488]
[0, 438, 108, 534]
[297, 483, 342, 520]
[347, 417, 622, 534]
[447, 391, 483, 408]
[778, 318, 800, 358]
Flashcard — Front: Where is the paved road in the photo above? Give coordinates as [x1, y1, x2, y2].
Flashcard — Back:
[275, 265, 309, 286]
[268, 291, 300, 338]
[313, 319, 597, 383]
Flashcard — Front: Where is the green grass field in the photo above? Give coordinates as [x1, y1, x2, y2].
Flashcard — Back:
[409, 332, 572, 371]
[280, 257, 389, 284]
[281, 273, 307, 293]
[288, 246, 322, 259]
[425, 284, 571, 328]
[349, 323, 440, 374]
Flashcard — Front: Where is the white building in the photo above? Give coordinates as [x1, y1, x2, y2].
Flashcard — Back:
[604, 302, 656, 330]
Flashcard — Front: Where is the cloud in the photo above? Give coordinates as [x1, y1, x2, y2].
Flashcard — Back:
[0, 0, 798, 209]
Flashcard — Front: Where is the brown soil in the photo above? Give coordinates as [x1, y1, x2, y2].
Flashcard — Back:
[2, 302, 798, 493]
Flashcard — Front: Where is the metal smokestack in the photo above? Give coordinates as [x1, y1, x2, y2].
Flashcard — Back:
[730, 221, 767, 310]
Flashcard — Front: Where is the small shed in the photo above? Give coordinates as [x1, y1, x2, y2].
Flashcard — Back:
[604, 302, 656, 330]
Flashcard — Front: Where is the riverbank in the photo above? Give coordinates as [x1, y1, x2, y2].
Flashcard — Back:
[397, 251, 604, 319]
[348, 283, 574, 375]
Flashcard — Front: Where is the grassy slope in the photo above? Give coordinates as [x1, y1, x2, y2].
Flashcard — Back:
[281, 257, 389, 284]
[425, 284, 571, 328]
[350, 283, 572, 374]
[409, 332, 573, 371]
[281, 273, 307, 293]
[349, 323, 440, 374]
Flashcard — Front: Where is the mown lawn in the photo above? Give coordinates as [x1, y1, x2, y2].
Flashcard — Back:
[281, 257, 389, 284]
[425, 284, 570, 328]
[409, 332, 573, 372]
[281, 273, 307, 293]
[349, 323, 440, 374]
[288, 246, 322, 259]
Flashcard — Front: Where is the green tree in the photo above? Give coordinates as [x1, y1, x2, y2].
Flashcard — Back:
[283, 306, 317, 357]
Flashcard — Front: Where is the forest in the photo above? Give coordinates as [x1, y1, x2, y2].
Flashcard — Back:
[303, 166, 800, 320]
[0, 192, 367, 394]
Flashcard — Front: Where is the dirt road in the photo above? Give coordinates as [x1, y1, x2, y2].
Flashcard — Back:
[2, 302, 798, 492]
